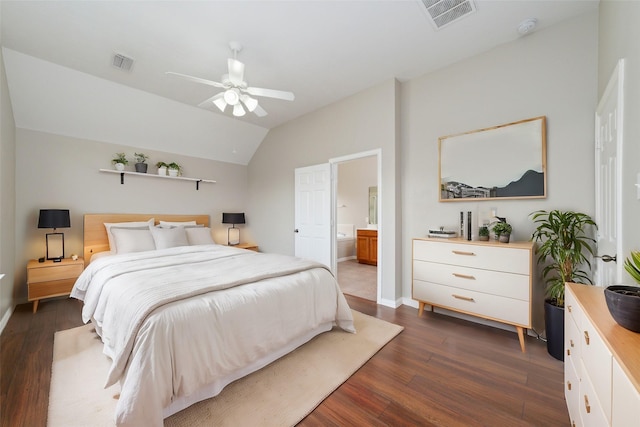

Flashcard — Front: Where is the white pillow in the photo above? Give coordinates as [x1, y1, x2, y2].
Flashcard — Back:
[150, 226, 189, 249]
[158, 220, 197, 228]
[104, 219, 154, 252]
[111, 228, 156, 254]
[185, 227, 216, 245]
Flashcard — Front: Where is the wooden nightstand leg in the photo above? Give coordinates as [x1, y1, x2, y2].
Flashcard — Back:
[418, 301, 425, 317]
[32, 300, 39, 314]
[516, 326, 526, 352]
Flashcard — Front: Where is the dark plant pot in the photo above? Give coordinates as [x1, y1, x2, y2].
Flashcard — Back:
[135, 163, 148, 173]
[544, 300, 564, 360]
[498, 233, 510, 243]
[605, 285, 640, 333]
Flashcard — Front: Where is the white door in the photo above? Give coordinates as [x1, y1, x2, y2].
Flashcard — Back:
[594, 59, 625, 287]
[294, 163, 331, 268]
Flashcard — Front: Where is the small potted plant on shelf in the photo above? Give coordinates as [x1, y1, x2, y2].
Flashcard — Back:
[167, 162, 182, 177]
[478, 226, 490, 241]
[134, 153, 149, 173]
[156, 161, 168, 176]
[491, 220, 512, 243]
[604, 251, 640, 332]
[112, 153, 128, 171]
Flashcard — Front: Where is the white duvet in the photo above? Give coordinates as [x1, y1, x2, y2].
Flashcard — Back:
[71, 245, 355, 427]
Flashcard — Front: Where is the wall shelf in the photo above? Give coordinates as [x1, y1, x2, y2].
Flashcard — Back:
[99, 169, 216, 190]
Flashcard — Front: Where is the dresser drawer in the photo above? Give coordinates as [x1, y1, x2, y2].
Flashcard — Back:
[580, 312, 612, 422]
[580, 358, 609, 427]
[413, 260, 530, 301]
[27, 263, 83, 283]
[565, 354, 580, 427]
[413, 279, 529, 325]
[28, 278, 76, 300]
[413, 240, 530, 274]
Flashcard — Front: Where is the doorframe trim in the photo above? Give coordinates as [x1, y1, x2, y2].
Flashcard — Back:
[329, 149, 382, 303]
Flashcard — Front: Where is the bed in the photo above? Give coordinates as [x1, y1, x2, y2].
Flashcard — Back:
[71, 214, 355, 427]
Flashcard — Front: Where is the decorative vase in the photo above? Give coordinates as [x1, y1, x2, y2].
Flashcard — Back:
[114, 162, 125, 171]
[604, 285, 640, 332]
[157, 166, 167, 176]
[168, 168, 179, 177]
[135, 163, 148, 173]
[544, 300, 564, 360]
[499, 233, 510, 243]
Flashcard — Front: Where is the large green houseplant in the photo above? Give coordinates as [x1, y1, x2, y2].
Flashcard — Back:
[530, 209, 597, 360]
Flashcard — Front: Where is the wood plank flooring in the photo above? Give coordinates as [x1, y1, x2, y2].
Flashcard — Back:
[0, 295, 569, 426]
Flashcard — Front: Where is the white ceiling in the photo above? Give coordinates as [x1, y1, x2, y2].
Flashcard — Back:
[1, 0, 599, 164]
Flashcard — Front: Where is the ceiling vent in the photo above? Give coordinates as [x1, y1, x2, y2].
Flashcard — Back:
[419, 0, 477, 30]
[112, 53, 134, 72]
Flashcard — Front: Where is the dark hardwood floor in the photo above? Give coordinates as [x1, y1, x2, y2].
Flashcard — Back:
[0, 295, 569, 426]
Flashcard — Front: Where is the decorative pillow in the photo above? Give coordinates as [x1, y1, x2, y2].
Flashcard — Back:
[111, 227, 156, 254]
[104, 219, 154, 252]
[185, 227, 216, 245]
[158, 220, 197, 228]
[150, 226, 189, 249]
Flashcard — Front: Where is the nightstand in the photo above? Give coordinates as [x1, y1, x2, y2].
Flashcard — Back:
[27, 258, 84, 313]
[235, 243, 259, 252]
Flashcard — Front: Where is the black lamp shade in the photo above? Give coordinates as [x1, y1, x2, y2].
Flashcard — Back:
[38, 209, 70, 229]
[222, 212, 245, 225]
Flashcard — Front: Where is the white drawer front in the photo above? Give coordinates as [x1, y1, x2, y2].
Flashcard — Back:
[413, 240, 530, 274]
[413, 280, 529, 326]
[612, 359, 640, 427]
[413, 260, 530, 301]
[565, 303, 581, 363]
[565, 356, 580, 427]
[581, 314, 612, 422]
[580, 359, 609, 427]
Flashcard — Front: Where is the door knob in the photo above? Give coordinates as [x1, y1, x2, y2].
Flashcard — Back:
[294, 229, 299, 233]
[598, 254, 617, 263]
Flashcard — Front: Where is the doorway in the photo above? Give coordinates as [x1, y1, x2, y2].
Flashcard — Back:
[330, 150, 381, 302]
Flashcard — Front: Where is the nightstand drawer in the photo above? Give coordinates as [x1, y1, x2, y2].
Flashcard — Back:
[27, 263, 83, 283]
[28, 278, 77, 300]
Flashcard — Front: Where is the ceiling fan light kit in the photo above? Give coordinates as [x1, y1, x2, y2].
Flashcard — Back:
[166, 41, 294, 118]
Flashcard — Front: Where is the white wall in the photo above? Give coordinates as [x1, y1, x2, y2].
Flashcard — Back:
[337, 156, 377, 230]
[13, 129, 251, 302]
[598, 0, 640, 283]
[1, 44, 17, 330]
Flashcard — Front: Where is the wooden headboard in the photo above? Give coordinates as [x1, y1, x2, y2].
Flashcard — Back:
[83, 214, 210, 263]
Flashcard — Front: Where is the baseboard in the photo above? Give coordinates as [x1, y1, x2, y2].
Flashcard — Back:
[337, 256, 356, 263]
[0, 305, 14, 336]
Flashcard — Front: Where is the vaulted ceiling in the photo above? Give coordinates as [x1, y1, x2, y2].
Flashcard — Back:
[1, 1, 599, 164]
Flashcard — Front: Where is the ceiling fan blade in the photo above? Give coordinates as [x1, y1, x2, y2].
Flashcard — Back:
[227, 59, 245, 86]
[253, 104, 268, 117]
[166, 72, 225, 89]
[245, 86, 295, 101]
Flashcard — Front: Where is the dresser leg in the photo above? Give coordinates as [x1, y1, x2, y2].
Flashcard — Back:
[32, 300, 39, 314]
[418, 302, 425, 317]
[516, 326, 526, 352]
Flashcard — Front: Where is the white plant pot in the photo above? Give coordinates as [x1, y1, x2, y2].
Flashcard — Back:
[168, 168, 179, 177]
[157, 166, 167, 176]
[114, 162, 125, 171]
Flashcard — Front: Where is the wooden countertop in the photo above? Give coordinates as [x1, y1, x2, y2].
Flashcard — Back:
[567, 282, 640, 392]
[414, 237, 534, 250]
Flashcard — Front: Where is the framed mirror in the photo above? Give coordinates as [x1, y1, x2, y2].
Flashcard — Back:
[439, 116, 547, 201]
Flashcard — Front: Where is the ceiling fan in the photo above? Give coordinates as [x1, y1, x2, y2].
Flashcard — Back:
[166, 42, 294, 118]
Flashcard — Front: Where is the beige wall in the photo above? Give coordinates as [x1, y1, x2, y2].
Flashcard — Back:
[248, 79, 401, 304]
[599, 0, 640, 282]
[12, 129, 251, 302]
[337, 156, 377, 230]
[1, 45, 17, 329]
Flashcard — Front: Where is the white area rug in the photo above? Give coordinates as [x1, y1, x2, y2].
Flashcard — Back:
[48, 310, 403, 426]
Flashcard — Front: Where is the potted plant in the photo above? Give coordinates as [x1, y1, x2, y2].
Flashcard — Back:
[604, 251, 640, 332]
[167, 162, 182, 177]
[156, 161, 168, 176]
[478, 226, 490, 241]
[134, 152, 149, 173]
[530, 209, 597, 360]
[491, 220, 512, 243]
[111, 153, 128, 171]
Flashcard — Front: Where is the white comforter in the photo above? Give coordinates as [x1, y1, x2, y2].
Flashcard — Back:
[71, 245, 354, 427]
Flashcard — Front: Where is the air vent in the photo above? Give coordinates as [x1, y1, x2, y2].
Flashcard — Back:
[112, 53, 134, 72]
[419, 0, 476, 30]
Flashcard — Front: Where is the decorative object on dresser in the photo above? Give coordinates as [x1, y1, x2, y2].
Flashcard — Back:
[530, 209, 597, 360]
[356, 229, 377, 265]
[491, 218, 512, 243]
[604, 251, 640, 333]
[155, 161, 168, 175]
[478, 226, 490, 241]
[222, 212, 245, 245]
[412, 237, 534, 352]
[111, 152, 128, 171]
[133, 152, 148, 173]
[564, 283, 640, 426]
[27, 257, 84, 313]
[38, 209, 71, 261]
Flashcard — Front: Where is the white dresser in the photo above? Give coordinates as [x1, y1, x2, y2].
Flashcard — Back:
[412, 238, 534, 352]
[564, 283, 640, 427]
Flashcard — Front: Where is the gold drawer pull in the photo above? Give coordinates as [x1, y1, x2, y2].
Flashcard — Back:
[570, 339, 575, 348]
[584, 395, 591, 413]
[452, 250, 475, 256]
[567, 304, 572, 313]
[567, 381, 572, 391]
[584, 331, 590, 345]
[452, 294, 474, 302]
[452, 273, 476, 280]
[567, 348, 571, 356]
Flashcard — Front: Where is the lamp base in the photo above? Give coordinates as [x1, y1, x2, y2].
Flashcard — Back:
[227, 226, 240, 246]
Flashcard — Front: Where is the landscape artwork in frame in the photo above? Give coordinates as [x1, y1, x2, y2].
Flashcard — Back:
[439, 116, 547, 201]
